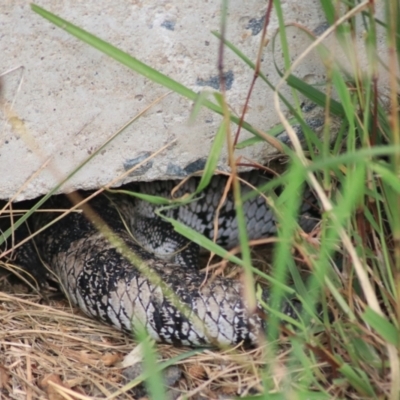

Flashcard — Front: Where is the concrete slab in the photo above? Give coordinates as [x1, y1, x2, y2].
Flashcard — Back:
[0, 1, 386, 200]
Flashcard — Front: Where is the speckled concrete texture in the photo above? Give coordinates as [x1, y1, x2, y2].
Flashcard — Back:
[0, 1, 386, 200]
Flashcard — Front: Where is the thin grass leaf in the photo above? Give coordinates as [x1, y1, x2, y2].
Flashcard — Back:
[307, 145, 400, 173]
[239, 390, 330, 400]
[272, 0, 292, 73]
[351, 337, 382, 365]
[266, 162, 308, 344]
[270, 25, 346, 118]
[371, 162, 400, 194]
[115, 348, 203, 398]
[231, 177, 256, 309]
[30, 5, 198, 103]
[319, 0, 336, 26]
[272, 0, 303, 115]
[289, 339, 326, 393]
[286, 74, 345, 117]
[324, 276, 355, 320]
[338, 364, 375, 397]
[31, 4, 262, 139]
[189, 90, 213, 123]
[213, 30, 344, 118]
[362, 307, 399, 346]
[160, 214, 295, 292]
[236, 117, 298, 149]
[331, 67, 356, 132]
[161, 214, 243, 264]
[258, 297, 303, 329]
[240, 174, 286, 204]
[107, 189, 173, 206]
[196, 95, 227, 192]
[134, 326, 166, 400]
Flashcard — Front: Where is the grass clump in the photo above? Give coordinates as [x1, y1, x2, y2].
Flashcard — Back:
[0, 0, 398, 398]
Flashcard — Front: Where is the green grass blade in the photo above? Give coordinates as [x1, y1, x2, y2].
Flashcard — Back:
[362, 307, 399, 346]
[160, 213, 295, 292]
[30, 5, 197, 105]
[212, 30, 344, 117]
[267, 162, 308, 343]
[307, 145, 400, 173]
[189, 90, 213, 123]
[239, 391, 330, 400]
[134, 326, 166, 400]
[196, 94, 228, 192]
[114, 348, 202, 397]
[371, 162, 400, 194]
[285, 74, 345, 117]
[31, 4, 262, 139]
[108, 189, 172, 206]
[338, 364, 375, 397]
[236, 117, 299, 149]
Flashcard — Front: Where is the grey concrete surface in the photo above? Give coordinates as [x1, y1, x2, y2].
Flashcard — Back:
[0, 1, 386, 200]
